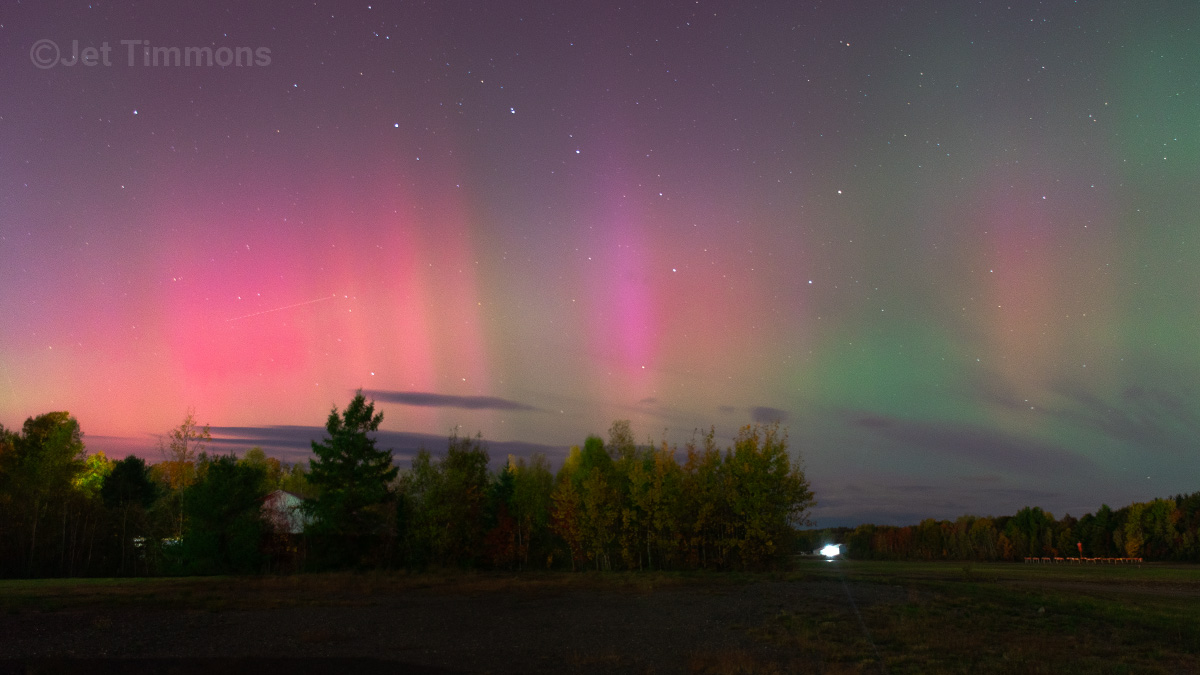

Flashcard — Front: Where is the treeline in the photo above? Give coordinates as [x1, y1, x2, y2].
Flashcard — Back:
[0, 410, 313, 577]
[814, 498, 1200, 562]
[0, 392, 815, 577]
[396, 418, 814, 572]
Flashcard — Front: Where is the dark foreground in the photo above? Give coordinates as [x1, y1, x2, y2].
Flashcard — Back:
[1, 560, 1197, 674]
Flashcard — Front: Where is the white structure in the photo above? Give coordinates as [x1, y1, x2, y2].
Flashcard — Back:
[261, 490, 311, 535]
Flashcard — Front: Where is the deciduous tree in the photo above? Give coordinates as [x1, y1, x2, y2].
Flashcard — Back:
[725, 424, 814, 568]
[9, 412, 86, 575]
[159, 409, 210, 537]
[509, 453, 554, 569]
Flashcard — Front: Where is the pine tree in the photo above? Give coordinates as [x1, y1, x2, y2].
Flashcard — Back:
[307, 391, 398, 567]
[101, 456, 157, 574]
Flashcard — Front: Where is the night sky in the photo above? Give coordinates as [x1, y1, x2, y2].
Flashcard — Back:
[3, 1, 1198, 525]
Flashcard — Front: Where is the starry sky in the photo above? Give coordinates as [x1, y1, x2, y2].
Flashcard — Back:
[2, 0, 1198, 525]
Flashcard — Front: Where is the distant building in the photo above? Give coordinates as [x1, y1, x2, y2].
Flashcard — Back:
[261, 490, 311, 535]
[817, 544, 841, 558]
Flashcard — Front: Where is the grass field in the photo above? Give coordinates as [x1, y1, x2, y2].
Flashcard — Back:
[1, 561, 1197, 674]
[750, 559, 1200, 674]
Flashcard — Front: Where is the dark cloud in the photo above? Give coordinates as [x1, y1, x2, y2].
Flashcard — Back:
[845, 411, 1096, 476]
[751, 406, 789, 424]
[853, 415, 891, 429]
[960, 474, 1004, 484]
[718, 406, 737, 414]
[811, 479, 1071, 527]
[1048, 383, 1200, 454]
[85, 434, 159, 459]
[204, 426, 325, 462]
[202, 425, 568, 468]
[968, 370, 1200, 457]
[363, 390, 540, 412]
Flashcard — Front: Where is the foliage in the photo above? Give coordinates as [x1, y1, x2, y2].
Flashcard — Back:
[725, 424, 814, 567]
[102, 456, 158, 510]
[279, 461, 317, 499]
[399, 433, 491, 567]
[178, 454, 268, 574]
[0, 413, 89, 577]
[9, 399, 1200, 580]
[549, 471, 587, 570]
[834, 493, 1200, 563]
[238, 447, 284, 493]
[74, 451, 114, 499]
[0, 408, 814, 577]
[306, 391, 398, 568]
[546, 422, 815, 571]
[508, 454, 554, 568]
[101, 455, 158, 575]
[158, 409, 211, 538]
[158, 408, 209, 492]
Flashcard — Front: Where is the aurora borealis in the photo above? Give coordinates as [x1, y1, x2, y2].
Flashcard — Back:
[2, 1, 1198, 525]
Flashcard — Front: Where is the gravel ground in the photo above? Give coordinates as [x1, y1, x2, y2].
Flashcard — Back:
[0, 577, 897, 674]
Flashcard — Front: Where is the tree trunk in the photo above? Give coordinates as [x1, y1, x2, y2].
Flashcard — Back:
[67, 506, 78, 577]
[516, 524, 523, 571]
[61, 503, 68, 575]
[85, 513, 96, 574]
[27, 497, 41, 577]
[120, 507, 129, 575]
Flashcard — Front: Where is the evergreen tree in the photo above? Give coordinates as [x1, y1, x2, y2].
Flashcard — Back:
[180, 454, 267, 574]
[306, 391, 398, 567]
[101, 456, 158, 574]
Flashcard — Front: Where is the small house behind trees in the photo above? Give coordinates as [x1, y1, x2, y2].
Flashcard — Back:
[261, 489, 311, 534]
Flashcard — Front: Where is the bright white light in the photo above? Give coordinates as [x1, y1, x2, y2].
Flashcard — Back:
[820, 544, 840, 558]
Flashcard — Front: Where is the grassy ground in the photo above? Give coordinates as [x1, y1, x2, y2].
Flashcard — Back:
[0, 569, 701, 613]
[729, 559, 1200, 675]
[1, 561, 1197, 674]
